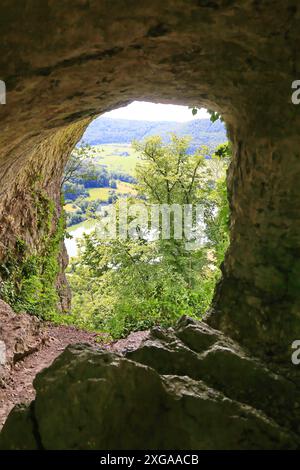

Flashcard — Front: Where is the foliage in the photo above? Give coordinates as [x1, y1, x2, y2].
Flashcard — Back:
[63, 142, 139, 228]
[0, 193, 66, 319]
[189, 106, 224, 123]
[68, 236, 198, 338]
[68, 137, 230, 338]
[207, 110, 224, 123]
[63, 181, 89, 202]
[0, 133, 230, 340]
[62, 143, 97, 186]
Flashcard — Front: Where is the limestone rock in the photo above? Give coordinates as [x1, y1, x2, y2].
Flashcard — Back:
[0, 1, 300, 448]
[0, 300, 47, 382]
[0, 343, 297, 450]
[0, 404, 39, 450]
[126, 316, 300, 434]
[56, 242, 72, 314]
[0, 1, 299, 364]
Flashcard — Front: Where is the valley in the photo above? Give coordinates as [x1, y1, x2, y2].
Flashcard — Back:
[63, 116, 227, 258]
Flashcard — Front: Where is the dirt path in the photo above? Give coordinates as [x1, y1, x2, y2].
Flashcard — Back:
[0, 324, 149, 430]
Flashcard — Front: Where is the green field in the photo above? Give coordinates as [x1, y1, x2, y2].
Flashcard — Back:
[64, 203, 80, 213]
[63, 144, 139, 239]
[67, 218, 98, 233]
[85, 180, 137, 203]
[86, 187, 111, 201]
[116, 181, 137, 195]
[64, 143, 139, 213]
[93, 143, 140, 175]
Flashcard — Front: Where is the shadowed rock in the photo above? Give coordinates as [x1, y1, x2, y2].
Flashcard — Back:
[126, 316, 300, 434]
[0, 300, 47, 384]
[0, 0, 300, 450]
[0, 1, 300, 365]
[1, 318, 299, 449]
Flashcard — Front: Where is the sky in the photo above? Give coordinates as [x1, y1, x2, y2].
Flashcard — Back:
[102, 101, 209, 122]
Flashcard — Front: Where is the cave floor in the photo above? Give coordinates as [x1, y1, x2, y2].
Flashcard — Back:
[0, 323, 149, 429]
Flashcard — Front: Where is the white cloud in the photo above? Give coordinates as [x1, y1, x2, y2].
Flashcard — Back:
[102, 101, 209, 122]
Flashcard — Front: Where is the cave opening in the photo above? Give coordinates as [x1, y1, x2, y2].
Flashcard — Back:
[60, 101, 230, 341]
[1, 0, 300, 449]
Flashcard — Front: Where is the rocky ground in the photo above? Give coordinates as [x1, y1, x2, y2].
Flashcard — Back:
[0, 306, 149, 429]
[1, 299, 300, 449]
[1, 315, 300, 449]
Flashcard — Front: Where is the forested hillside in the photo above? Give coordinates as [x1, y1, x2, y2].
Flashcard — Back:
[80, 117, 226, 151]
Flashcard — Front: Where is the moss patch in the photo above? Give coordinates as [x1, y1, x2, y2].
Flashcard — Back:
[0, 192, 66, 319]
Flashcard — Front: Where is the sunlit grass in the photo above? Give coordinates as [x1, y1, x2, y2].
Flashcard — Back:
[87, 187, 111, 201]
[116, 181, 137, 195]
[94, 144, 139, 175]
[64, 203, 80, 213]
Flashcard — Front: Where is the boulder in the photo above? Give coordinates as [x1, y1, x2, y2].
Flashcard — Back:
[0, 404, 39, 450]
[126, 316, 300, 434]
[0, 338, 298, 450]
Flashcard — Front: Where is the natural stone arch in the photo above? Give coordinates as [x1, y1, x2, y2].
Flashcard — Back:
[0, 0, 300, 372]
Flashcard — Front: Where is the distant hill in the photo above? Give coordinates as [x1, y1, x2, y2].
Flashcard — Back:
[80, 117, 227, 153]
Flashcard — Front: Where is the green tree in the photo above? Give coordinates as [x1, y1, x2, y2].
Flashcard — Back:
[67, 136, 230, 338]
[62, 143, 97, 187]
[133, 135, 218, 287]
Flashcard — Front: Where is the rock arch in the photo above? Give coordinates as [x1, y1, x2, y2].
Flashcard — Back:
[0, 0, 300, 448]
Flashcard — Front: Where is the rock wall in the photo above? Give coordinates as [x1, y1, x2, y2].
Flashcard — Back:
[0, 0, 299, 411]
[0, 121, 88, 258]
[0, 120, 88, 313]
[207, 128, 300, 367]
[0, 300, 47, 385]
